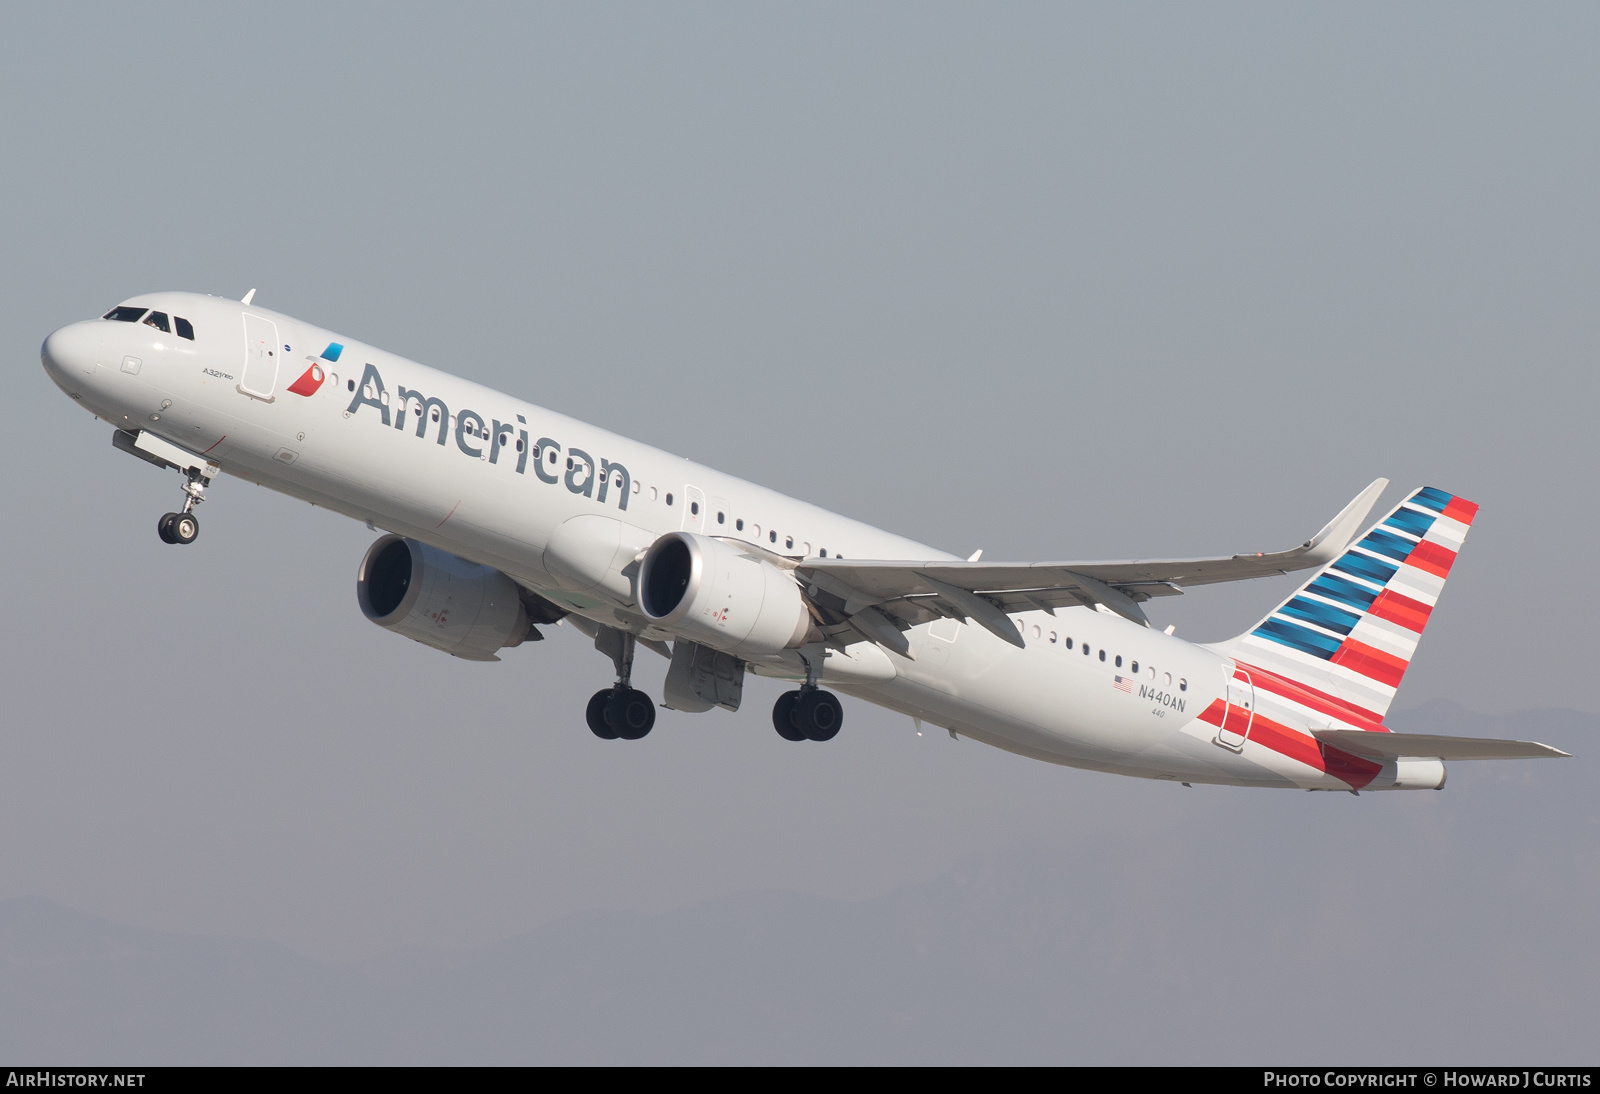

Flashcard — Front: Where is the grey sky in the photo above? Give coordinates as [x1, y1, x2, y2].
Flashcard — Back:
[1, 3, 1596, 1057]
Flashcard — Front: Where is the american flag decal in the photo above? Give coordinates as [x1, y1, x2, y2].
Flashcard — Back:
[1113, 676, 1133, 693]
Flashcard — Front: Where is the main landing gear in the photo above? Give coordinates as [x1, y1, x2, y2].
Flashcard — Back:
[771, 652, 843, 741]
[586, 625, 657, 740]
[157, 467, 212, 545]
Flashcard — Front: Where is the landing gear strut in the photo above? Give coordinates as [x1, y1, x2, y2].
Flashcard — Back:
[587, 625, 657, 740]
[157, 467, 212, 545]
[772, 648, 843, 742]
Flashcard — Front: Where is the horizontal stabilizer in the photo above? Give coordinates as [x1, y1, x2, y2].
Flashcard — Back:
[1313, 729, 1571, 761]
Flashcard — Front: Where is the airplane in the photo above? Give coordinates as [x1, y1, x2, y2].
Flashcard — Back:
[39, 290, 1570, 791]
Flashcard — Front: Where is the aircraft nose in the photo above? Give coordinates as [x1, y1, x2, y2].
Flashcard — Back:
[41, 321, 100, 379]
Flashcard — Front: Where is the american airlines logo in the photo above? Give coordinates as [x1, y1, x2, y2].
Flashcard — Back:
[287, 342, 340, 397]
[344, 362, 632, 512]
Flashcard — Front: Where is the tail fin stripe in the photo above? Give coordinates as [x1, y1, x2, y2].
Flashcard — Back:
[1330, 640, 1408, 687]
[1383, 506, 1438, 538]
[1411, 486, 1455, 513]
[1442, 497, 1479, 524]
[1425, 523, 1467, 552]
[1331, 552, 1398, 586]
[1360, 528, 1420, 561]
[1405, 540, 1457, 578]
[1256, 618, 1343, 658]
[1279, 596, 1361, 634]
[1235, 660, 1387, 729]
[1344, 615, 1418, 658]
[1309, 573, 1379, 611]
[1367, 589, 1433, 632]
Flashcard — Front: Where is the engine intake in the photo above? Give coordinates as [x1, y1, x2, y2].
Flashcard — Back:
[357, 535, 532, 661]
[638, 532, 813, 657]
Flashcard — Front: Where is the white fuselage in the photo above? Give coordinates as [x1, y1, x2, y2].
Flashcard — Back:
[41, 291, 1410, 790]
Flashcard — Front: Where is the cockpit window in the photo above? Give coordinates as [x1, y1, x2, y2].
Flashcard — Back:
[143, 311, 171, 333]
[103, 306, 148, 322]
[174, 316, 194, 340]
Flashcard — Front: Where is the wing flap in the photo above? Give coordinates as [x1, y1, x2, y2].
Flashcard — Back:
[1313, 729, 1572, 761]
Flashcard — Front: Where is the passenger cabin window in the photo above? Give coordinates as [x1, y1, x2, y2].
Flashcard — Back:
[665, 493, 674, 506]
[1115, 655, 1122, 667]
[1098, 649, 1106, 662]
[770, 530, 777, 543]
[174, 316, 194, 340]
[103, 306, 147, 322]
[735, 519, 744, 531]
[716, 511, 724, 524]
[143, 311, 170, 333]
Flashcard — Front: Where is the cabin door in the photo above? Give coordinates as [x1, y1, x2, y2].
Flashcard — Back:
[240, 314, 280, 400]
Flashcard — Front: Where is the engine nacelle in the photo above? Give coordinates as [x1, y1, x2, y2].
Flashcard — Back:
[638, 532, 813, 657]
[357, 534, 532, 661]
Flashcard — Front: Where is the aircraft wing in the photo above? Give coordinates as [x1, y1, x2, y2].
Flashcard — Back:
[1313, 730, 1571, 761]
[792, 479, 1388, 650]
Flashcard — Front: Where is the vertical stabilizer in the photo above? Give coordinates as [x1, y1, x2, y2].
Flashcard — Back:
[1213, 486, 1478, 722]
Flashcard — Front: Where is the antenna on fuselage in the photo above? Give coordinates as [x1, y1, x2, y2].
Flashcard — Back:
[240, 288, 256, 305]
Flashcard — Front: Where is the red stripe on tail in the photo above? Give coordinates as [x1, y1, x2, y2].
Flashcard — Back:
[1366, 589, 1433, 633]
[1330, 639, 1408, 688]
[1442, 497, 1479, 525]
[1197, 695, 1382, 789]
[1233, 662, 1387, 729]
[1405, 540, 1457, 578]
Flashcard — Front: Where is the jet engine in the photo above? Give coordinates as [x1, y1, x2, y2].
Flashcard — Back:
[637, 531, 814, 657]
[357, 534, 533, 661]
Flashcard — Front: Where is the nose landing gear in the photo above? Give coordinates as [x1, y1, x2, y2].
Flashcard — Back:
[157, 511, 199, 544]
[157, 467, 213, 546]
